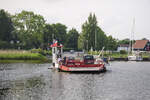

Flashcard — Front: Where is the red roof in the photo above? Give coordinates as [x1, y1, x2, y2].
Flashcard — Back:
[133, 40, 148, 49]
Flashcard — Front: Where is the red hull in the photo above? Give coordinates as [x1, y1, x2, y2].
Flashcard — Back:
[59, 64, 106, 72]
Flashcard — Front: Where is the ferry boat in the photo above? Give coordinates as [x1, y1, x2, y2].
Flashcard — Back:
[59, 55, 106, 72]
[50, 40, 106, 72]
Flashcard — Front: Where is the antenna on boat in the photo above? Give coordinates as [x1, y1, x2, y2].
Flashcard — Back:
[98, 47, 105, 58]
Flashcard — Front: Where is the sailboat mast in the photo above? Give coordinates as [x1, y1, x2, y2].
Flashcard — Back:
[130, 18, 135, 54]
[131, 18, 135, 54]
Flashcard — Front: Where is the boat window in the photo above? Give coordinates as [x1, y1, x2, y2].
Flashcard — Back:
[84, 55, 94, 60]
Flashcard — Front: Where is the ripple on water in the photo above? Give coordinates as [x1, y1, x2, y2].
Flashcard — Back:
[0, 62, 150, 100]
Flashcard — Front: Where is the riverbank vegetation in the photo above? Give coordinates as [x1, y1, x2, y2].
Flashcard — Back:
[89, 50, 150, 59]
[0, 50, 50, 63]
[89, 51, 127, 58]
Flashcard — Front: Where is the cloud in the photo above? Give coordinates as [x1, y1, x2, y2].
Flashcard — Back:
[0, 0, 150, 40]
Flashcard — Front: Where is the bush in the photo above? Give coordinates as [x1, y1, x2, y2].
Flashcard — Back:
[0, 41, 11, 49]
[31, 48, 52, 56]
[120, 50, 127, 54]
[31, 48, 42, 53]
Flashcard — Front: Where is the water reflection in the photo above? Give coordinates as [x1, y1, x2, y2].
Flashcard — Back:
[49, 71, 106, 100]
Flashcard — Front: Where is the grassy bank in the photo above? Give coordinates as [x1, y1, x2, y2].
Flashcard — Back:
[88, 51, 128, 58]
[0, 50, 50, 63]
[88, 51, 150, 59]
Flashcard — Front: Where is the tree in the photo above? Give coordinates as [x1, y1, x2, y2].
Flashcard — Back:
[51, 23, 67, 44]
[78, 32, 86, 50]
[106, 35, 117, 51]
[42, 24, 54, 49]
[118, 38, 130, 45]
[65, 28, 79, 50]
[43, 24, 53, 44]
[79, 13, 97, 50]
[0, 9, 14, 42]
[96, 27, 107, 50]
[79, 13, 107, 51]
[12, 10, 46, 49]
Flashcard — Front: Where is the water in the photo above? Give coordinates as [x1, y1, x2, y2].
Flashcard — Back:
[0, 62, 150, 100]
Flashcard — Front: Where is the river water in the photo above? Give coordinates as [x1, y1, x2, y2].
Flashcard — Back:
[0, 61, 150, 100]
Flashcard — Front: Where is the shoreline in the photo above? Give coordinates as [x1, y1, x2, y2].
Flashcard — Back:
[0, 57, 149, 63]
[109, 57, 150, 61]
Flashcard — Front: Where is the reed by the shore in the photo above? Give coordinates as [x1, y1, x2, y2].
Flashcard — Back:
[0, 50, 48, 62]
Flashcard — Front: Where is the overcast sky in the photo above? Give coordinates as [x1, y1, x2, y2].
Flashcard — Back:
[1, 0, 150, 40]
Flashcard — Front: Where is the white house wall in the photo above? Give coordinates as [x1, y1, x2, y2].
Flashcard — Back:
[117, 47, 129, 52]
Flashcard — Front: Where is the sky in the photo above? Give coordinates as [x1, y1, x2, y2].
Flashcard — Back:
[1, 0, 150, 40]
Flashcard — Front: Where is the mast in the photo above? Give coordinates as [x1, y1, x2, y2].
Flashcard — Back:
[131, 18, 135, 54]
[129, 18, 135, 55]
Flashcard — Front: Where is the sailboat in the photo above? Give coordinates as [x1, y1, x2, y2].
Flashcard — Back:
[128, 19, 143, 61]
[128, 51, 143, 61]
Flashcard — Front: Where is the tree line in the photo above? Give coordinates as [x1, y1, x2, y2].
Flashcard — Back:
[0, 9, 131, 51]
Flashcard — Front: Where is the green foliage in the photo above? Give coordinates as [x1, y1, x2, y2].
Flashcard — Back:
[43, 24, 53, 46]
[96, 27, 107, 50]
[120, 50, 127, 54]
[79, 13, 117, 51]
[88, 51, 128, 58]
[118, 38, 130, 45]
[51, 23, 67, 44]
[0, 40, 10, 49]
[79, 13, 97, 50]
[78, 33, 85, 49]
[12, 10, 45, 49]
[110, 52, 127, 58]
[65, 28, 79, 50]
[0, 9, 14, 49]
[31, 48, 52, 56]
[0, 9, 14, 42]
[0, 10, 69, 50]
[106, 35, 118, 51]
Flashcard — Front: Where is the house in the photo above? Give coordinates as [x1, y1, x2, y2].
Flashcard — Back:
[117, 44, 129, 52]
[133, 40, 150, 51]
